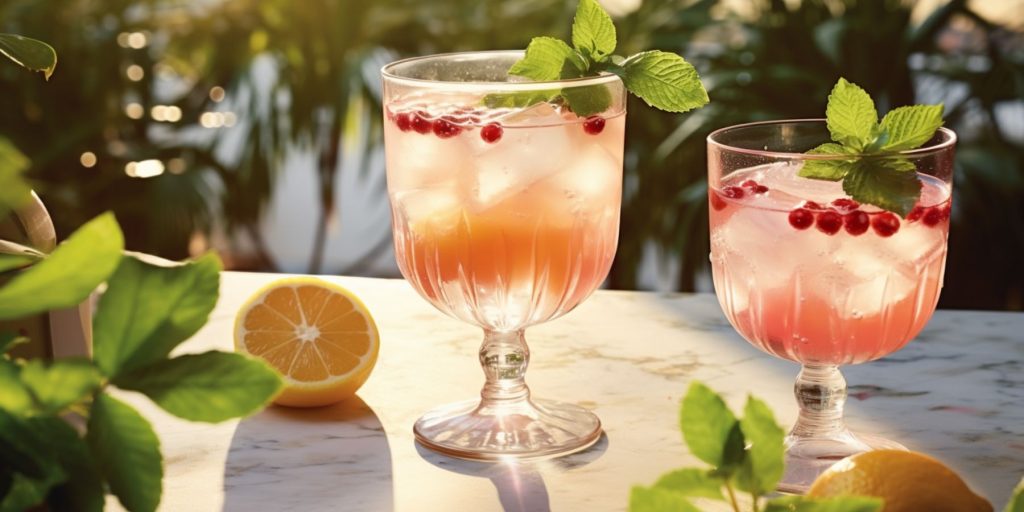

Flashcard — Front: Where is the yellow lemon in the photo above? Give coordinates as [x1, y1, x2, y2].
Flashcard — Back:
[807, 449, 992, 512]
[234, 277, 379, 407]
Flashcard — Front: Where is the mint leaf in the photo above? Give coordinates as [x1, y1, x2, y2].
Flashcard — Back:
[800, 143, 856, 180]
[765, 495, 883, 512]
[562, 82, 613, 116]
[735, 395, 785, 495]
[622, 51, 708, 113]
[652, 468, 724, 500]
[826, 78, 878, 149]
[509, 37, 585, 82]
[0, 360, 33, 413]
[20, 358, 102, 413]
[629, 486, 701, 512]
[0, 212, 123, 321]
[572, 0, 616, 62]
[483, 89, 561, 109]
[115, 351, 283, 423]
[93, 253, 221, 377]
[0, 34, 57, 79]
[0, 137, 32, 216]
[32, 416, 104, 512]
[87, 393, 162, 512]
[842, 159, 921, 217]
[1006, 478, 1024, 512]
[680, 381, 743, 469]
[880, 105, 944, 152]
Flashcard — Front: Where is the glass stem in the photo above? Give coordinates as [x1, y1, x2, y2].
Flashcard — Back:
[790, 365, 849, 440]
[479, 329, 531, 405]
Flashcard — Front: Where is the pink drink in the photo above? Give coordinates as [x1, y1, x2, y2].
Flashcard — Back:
[710, 162, 951, 365]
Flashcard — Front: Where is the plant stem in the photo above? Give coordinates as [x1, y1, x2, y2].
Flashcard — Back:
[725, 481, 741, 512]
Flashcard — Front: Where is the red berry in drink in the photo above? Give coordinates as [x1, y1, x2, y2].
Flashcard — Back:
[754, 185, 769, 194]
[710, 192, 727, 211]
[411, 111, 432, 134]
[395, 112, 413, 132]
[830, 198, 860, 212]
[722, 186, 745, 199]
[844, 211, 870, 235]
[789, 208, 814, 230]
[816, 211, 843, 235]
[583, 116, 605, 135]
[481, 123, 503, 143]
[872, 212, 901, 237]
[741, 179, 758, 188]
[906, 206, 925, 222]
[803, 201, 823, 210]
[922, 206, 946, 226]
[432, 117, 462, 139]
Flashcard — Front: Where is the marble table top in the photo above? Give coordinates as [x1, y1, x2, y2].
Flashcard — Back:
[112, 272, 1024, 511]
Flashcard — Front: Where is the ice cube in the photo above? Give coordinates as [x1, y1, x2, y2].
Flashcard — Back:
[716, 207, 831, 290]
[818, 234, 920, 318]
[544, 143, 620, 209]
[841, 271, 916, 319]
[385, 126, 471, 191]
[393, 186, 463, 228]
[756, 161, 848, 204]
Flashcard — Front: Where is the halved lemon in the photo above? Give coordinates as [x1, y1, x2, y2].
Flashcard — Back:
[234, 277, 379, 407]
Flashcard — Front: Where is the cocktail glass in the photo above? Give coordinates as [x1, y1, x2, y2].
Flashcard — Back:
[707, 120, 956, 491]
[381, 51, 626, 460]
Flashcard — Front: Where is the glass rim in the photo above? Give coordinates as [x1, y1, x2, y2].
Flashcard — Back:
[706, 118, 957, 160]
[380, 50, 623, 91]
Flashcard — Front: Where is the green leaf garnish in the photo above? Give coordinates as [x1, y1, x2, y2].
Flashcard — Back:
[679, 381, 742, 470]
[800, 77, 944, 217]
[735, 396, 786, 496]
[20, 358, 103, 414]
[86, 393, 162, 512]
[488, 0, 708, 117]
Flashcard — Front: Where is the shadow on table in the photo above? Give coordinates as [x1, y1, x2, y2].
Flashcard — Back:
[223, 396, 392, 511]
[414, 433, 609, 512]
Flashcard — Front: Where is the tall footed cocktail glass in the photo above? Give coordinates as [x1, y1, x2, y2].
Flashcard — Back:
[382, 52, 625, 460]
[707, 120, 956, 491]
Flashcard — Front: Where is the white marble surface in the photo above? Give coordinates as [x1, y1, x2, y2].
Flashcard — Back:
[115, 272, 1024, 511]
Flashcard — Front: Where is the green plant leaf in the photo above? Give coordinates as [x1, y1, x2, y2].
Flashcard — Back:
[0, 254, 35, 273]
[20, 358, 102, 413]
[93, 252, 221, 377]
[115, 351, 283, 423]
[765, 495, 883, 512]
[652, 468, 724, 500]
[30, 416, 104, 512]
[0, 408, 60, 480]
[482, 89, 561, 109]
[0, 472, 62, 512]
[562, 82, 613, 116]
[1006, 477, 1024, 512]
[87, 393, 162, 512]
[629, 486, 701, 512]
[826, 77, 878, 149]
[572, 0, 616, 62]
[679, 381, 743, 469]
[0, 212, 123, 321]
[0, 360, 33, 413]
[509, 36, 584, 82]
[879, 104, 944, 152]
[622, 51, 708, 113]
[0, 332, 29, 354]
[0, 137, 33, 217]
[0, 34, 57, 79]
[799, 143, 856, 180]
[735, 395, 786, 495]
[842, 158, 921, 217]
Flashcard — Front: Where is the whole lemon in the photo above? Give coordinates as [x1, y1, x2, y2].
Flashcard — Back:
[807, 450, 992, 512]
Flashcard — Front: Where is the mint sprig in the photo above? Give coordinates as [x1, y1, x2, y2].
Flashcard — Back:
[800, 77, 944, 217]
[630, 381, 884, 512]
[491, 0, 708, 117]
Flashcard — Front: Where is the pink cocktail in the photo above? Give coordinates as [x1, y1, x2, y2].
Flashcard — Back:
[707, 120, 956, 491]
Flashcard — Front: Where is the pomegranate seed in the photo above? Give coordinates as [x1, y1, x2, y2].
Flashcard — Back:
[722, 186, 745, 199]
[872, 212, 901, 237]
[432, 117, 462, 139]
[803, 201, 824, 210]
[710, 192, 727, 211]
[844, 211, 870, 235]
[480, 123, 503, 143]
[830, 198, 860, 212]
[741, 179, 759, 189]
[816, 211, 843, 235]
[922, 207, 946, 226]
[411, 111, 432, 134]
[906, 206, 925, 222]
[789, 208, 814, 230]
[583, 116, 605, 135]
[940, 204, 952, 220]
[754, 185, 769, 194]
[395, 112, 413, 132]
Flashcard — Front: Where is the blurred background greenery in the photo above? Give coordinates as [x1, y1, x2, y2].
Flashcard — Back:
[1, 0, 1021, 310]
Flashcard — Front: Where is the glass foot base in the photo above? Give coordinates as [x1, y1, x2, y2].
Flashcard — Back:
[413, 397, 602, 461]
[778, 432, 906, 493]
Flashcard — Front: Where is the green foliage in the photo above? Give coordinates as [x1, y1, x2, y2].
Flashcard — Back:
[0, 215, 282, 511]
[631, 381, 882, 512]
[572, 0, 617, 61]
[621, 50, 708, 113]
[1007, 478, 1024, 512]
[0, 137, 32, 217]
[0, 33, 56, 79]
[799, 77, 942, 216]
